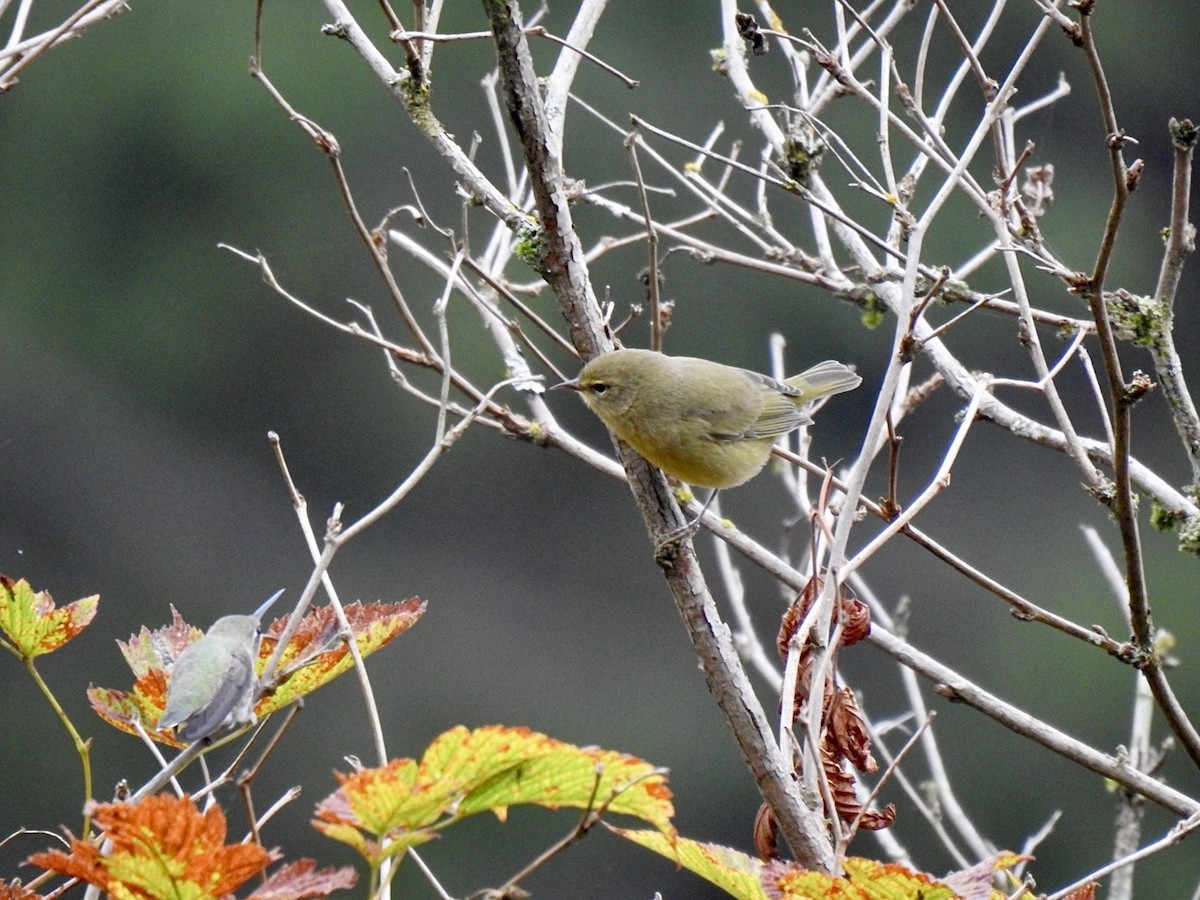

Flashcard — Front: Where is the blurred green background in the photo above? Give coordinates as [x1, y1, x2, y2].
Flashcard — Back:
[3, 1, 1200, 896]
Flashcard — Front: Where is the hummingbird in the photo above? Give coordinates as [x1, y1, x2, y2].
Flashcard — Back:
[157, 589, 285, 743]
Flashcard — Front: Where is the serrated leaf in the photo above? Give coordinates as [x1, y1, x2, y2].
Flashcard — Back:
[310, 758, 438, 866]
[762, 856, 960, 899]
[0, 575, 97, 659]
[453, 731, 672, 825]
[611, 831, 1023, 900]
[87, 668, 171, 738]
[939, 851, 1034, 899]
[27, 794, 275, 899]
[609, 829, 767, 899]
[90, 599, 425, 745]
[313, 725, 674, 868]
[260, 600, 426, 715]
[246, 859, 358, 899]
[117, 606, 202, 677]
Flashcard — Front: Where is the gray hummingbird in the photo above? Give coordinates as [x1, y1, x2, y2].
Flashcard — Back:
[158, 589, 285, 743]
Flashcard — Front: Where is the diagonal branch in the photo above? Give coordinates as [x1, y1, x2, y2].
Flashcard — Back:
[1074, 6, 1200, 769]
[483, 0, 836, 871]
[1149, 118, 1200, 487]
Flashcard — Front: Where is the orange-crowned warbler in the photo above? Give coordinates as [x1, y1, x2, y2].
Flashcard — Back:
[556, 349, 860, 534]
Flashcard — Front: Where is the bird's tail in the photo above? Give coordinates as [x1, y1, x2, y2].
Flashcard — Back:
[785, 360, 863, 405]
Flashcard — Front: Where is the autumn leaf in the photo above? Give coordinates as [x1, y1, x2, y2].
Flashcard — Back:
[609, 828, 767, 898]
[0, 879, 40, 900]
[939, 852, 1034, 898]
[259, 600, 426, 714]
[825, 687, 875, 773]
[116, 606, 204, 677]
[0, 574, 97, 660]
[27, 794, 276, 899]
[612, 831, 1032, 900]
[762, 856, 959, 900]
[246, 859, 358, 900]
[313, 725, 675, 867]
[819, 724, 895, 831]
[89, 599, 425, 745]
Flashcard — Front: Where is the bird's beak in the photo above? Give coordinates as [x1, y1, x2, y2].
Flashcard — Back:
[253, 588, 286, 622]
[551, 377, 582, 392]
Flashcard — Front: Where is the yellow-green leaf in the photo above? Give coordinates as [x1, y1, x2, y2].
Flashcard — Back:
[768, 856, 958, 899]
[453, 728, 672, 825]
[611, 830, 1023, 900]
[313, 725, 674, 867]
[610, 829, 766, 899]
[0, 575, 97, 659]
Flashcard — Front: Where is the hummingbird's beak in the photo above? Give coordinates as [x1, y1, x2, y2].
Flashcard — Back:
[550, 377, 582, 392]
[253, 588, 286, 622]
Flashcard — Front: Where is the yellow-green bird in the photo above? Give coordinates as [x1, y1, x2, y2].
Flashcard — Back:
[556, 348, 860, 516]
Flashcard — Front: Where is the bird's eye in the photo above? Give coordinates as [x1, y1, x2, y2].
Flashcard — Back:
[591, 382, 608, 394]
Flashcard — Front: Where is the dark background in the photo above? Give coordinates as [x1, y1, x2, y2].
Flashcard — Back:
[3, 2, 1200, 896]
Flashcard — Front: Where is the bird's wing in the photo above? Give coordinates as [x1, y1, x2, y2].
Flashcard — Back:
[174, 653, 255, 742]
[746, 395, 811, 439]
[739, 370, 811, 439]
[690, 368, 802, 442]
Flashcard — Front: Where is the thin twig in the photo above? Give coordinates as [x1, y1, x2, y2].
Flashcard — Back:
[1047, 811, 1200, 900]
[624, 129, 663, 351]
[0, 0, 126, 88]
[1076, 7, 1200, 768]
[1148, 119, 1200, 485]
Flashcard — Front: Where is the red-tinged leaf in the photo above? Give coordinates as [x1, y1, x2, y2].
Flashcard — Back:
[27, 794, 275, 899]
[247, 860, 358, 900]
[259, 600, 426, 716]
[446, 726, 673, 825]
[91, 599, 425, 744]
[313, 725, 674, 868]
[608, 832, 1031, 900]
[311, 758, 436, 865]
[763, 856, 961, 899]
[0, 575, 97, 659]
[940, 851, 1034, 899]
[117, 606, 202, 677]
[610, 829, 767, 900]
[88, 668, 172, 740]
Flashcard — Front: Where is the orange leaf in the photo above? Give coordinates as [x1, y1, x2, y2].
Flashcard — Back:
[27, 794, 275, 899]
[0, 879, 40, 900]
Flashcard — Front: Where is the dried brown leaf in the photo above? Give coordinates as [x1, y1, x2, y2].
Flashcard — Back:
[826, 687, 877, 773]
